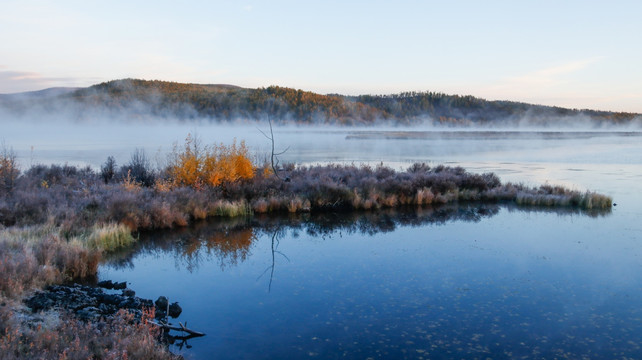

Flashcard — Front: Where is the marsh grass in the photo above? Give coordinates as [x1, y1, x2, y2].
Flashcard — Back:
[0, 162, 612, 232]
[211, 200, 252, 217]
[0, 307, 176, 359]
[580, 192, 613, 209]
[0, 226, 100, 299]
[87, 223, 136, 252]
[512, 184, 614, 209]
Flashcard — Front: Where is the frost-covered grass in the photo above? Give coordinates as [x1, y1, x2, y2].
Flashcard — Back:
[0, 306, 176, 360]
[0, 162, 611, 232]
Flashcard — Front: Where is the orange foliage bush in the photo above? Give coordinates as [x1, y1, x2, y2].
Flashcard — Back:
[168, 134, 255, 189]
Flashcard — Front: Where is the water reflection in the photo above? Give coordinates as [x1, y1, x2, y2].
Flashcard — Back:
[256, 228, 290, 292]
[98, 203, 638, 359]
[104, 203, 609, 272]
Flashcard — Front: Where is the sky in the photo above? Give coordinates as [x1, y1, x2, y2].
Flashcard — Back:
[1, 0, 641, 113]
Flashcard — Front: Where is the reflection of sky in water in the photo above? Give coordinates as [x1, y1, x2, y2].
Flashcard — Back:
[101, 207, 642, 359]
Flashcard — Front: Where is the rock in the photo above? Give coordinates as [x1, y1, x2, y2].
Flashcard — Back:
[76, 306, 101, 320]
[24, 283, 187, 327]
[97, 280, 114, 289]
[98, 303, 110, 314]
[168, 302, 182, 318]
[155, 296, 168, 310]
[25, 292, 55, 312]
[113, 281, 127, 290]
[155, 309, 167, 320]
[98, 293, 121, 306]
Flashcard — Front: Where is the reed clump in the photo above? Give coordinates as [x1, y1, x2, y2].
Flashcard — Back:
[211, 200, 252, 218]
[87, 223, 136, 252]
[579, 192, 613, 209]
[512, 184, 613, 209]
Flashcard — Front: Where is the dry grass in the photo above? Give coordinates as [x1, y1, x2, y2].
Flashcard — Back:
[0, 223, 175, 359]
[581, 192, 613, 209]
[211, 200, 251, 217]
[0, 306, 176, 360]
[0, 156, 613, 233]
[87, 223, 136, 252]
[0, 226, 100, 300]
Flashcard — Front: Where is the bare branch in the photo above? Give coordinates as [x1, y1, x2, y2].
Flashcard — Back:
[261, 115, 290, 181]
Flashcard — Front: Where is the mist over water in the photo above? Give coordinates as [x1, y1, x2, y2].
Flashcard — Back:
[3, 112, 641, 218]
[3, 115, 642, 216]
[3, 116, 640, 195]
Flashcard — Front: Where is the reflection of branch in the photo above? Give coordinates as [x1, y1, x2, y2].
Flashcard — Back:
[165, 332, 202, 350]
[257, 229, 290, 292]
[151, 320, 205, 337]
[151, 320, 205, 350]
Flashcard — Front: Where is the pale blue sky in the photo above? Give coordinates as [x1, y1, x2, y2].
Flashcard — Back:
[1, 0, 641, 112]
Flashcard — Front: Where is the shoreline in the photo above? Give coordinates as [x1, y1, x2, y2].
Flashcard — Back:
[0, 156, 613, 358]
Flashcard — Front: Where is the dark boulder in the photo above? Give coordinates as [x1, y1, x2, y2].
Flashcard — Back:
[112, 281, 127, 290]
[97, 280, 114, 289]
[155, 296, 169, 310]
[168, 302, 182, 318]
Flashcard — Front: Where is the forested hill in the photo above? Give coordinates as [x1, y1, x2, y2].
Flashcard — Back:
[1, 79, 638, 126]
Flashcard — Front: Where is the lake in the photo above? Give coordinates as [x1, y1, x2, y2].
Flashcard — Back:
[5, 123, 642, 358]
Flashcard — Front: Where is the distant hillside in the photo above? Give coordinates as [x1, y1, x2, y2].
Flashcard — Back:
[1, 79, 639, 127]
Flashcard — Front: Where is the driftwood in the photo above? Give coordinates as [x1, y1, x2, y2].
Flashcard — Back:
[149, 320, 206, 337]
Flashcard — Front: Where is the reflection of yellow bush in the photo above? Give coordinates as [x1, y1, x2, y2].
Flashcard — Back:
[206, 228, 255, 267]
[168, 134, 255, 189]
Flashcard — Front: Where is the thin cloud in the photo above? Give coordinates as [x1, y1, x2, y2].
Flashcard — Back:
[507, 58, 602, 86]
[475, 57, 608, 107]
[0, 69, 98, 94]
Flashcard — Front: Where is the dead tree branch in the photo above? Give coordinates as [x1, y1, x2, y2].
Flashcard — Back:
[258, 116, 289, 181]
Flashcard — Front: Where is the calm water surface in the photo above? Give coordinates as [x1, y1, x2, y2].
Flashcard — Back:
[98, 128, 642, 359]
[5, 122, 642, 358]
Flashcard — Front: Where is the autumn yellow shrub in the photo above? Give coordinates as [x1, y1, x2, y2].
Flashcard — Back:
[203, 141, 254, 186]
[168, 134, 255, 189]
